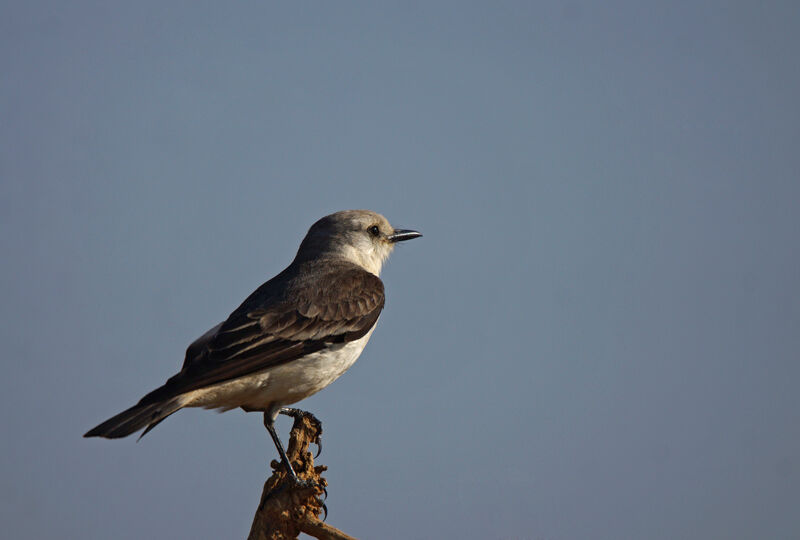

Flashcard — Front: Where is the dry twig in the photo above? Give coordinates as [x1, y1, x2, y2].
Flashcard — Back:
[247, 413, 357, 540]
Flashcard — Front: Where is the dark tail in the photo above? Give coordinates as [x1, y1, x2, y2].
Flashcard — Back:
[84, 396, 184, 440]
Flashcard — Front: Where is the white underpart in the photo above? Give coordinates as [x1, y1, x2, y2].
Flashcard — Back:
[180, 322, 377, 414]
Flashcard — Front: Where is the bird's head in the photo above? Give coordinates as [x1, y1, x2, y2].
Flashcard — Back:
[294, 210, 421, 275]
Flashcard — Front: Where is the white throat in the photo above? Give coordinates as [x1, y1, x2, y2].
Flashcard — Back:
[335, 244, 390, 276]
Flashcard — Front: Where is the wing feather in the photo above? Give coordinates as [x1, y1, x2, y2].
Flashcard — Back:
[148, 262, 384, 403]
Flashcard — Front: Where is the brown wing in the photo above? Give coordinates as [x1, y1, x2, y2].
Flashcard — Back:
[142, 262, 384, 403]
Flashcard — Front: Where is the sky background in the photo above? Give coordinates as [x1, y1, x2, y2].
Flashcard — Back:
[2, 2, 799, 539]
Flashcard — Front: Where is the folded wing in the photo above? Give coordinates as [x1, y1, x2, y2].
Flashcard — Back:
[142, 263, 384, 404]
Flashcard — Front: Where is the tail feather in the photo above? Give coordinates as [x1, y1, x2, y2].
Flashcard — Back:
[84, 397, 184, 439]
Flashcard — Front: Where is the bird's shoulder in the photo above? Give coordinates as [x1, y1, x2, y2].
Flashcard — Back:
[282, 259, 385, 319]
[236, 259, 384, 323]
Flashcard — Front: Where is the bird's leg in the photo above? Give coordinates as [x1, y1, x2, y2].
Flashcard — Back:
[263, 412, 315, 488]
[276, 408, 327, 504]
[279, 407, 323, 457]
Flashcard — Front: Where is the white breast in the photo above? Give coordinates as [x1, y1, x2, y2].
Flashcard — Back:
[181, 324, 377, 412]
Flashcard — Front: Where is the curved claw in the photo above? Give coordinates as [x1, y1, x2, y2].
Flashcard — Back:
[320, 501, 328, 522]
[314, 437, 323, 458]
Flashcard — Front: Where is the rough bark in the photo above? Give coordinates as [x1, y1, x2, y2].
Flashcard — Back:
[247, 413, 357, 540]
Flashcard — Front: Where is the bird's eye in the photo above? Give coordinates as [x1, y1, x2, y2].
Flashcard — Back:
[368, 225, 381, 237]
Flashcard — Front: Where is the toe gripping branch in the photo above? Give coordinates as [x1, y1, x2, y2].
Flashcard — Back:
[248, 410, 356, 540]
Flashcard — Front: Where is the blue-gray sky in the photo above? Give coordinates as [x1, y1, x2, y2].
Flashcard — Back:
[2, 2, 799, 539]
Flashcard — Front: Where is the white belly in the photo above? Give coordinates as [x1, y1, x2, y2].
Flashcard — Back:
[181, 325, 376, 412]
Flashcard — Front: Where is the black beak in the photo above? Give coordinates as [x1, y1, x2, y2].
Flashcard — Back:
[388, 229, 422, 243]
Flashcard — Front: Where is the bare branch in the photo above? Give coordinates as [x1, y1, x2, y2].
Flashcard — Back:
[247, 413, 357, 540]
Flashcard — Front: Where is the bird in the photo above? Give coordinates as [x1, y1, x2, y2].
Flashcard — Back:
[84, 209, 421, 485]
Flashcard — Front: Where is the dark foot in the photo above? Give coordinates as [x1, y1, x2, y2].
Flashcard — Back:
[277, 473, 327, 519]
[278, 407, 320, 425]
[264, 409, 329, 521]
[278, 407, 323, 457]
[285, 474, 318, 490]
